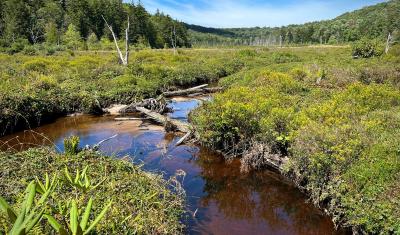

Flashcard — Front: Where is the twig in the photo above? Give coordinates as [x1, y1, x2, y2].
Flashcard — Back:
[175, 132, 191, 146]
[92, 134, 118, 150]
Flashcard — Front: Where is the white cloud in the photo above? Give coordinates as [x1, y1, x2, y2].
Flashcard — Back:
[139, 0, 387, 28]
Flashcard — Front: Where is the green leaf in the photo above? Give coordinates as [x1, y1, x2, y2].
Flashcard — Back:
[80, 198, 93, 231]
[44, 214, 62, 231]
[74, 169, 80, 184]
[44, 214, 69, 235]
[83, 200, 112, 235]
[0, 196, 17, 223]
[37, 180, 57, 206]
[25, 181, 36, 213]
[64, 167, 73, 183]
[82, 166, 89, 178]
[45, 173, 50, 189]
[84, 175, 90, 189]
[70, 201, 78, 235]
[35, 177, 45, 195]
[10, 207, 26, 235]
[24, 209, 44, 232]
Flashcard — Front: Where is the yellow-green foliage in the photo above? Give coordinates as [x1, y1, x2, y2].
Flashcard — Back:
[192, 70, 305, 154]
[1, 47, 400, 232]
[0, 148, 184, 234]
[192, 58, 400, 233]
[0, 50, 244, 136]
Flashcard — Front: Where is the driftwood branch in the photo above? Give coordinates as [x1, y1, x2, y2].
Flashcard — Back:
[120, 97, 168, 113]
[162, 84, 223, 97]
[85, 134, 118, 150]
[120, 84, 222, 114]
[114, 117, 145, 121]
[136, 107, 191, 133]
[175, 132, 191, 146]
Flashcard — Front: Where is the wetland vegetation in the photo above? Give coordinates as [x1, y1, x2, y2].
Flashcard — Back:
[1, 0, 400, 234]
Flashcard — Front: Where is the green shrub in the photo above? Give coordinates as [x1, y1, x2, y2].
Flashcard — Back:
[22, 46, 38, 56]
[290, 67, 310, 81]
[23, 58, 50, 74]
[64, 136, 80, 155]
[194, 65, 400, 233]
[192, 70, 304, 154]
[0, 39, 10, 48]
[272, 52, 302, 63]
[238, 49, 257, 57]
[352, 38, 383, 58]
[45, 46, 56, 56]
[7, 39, 29, 55]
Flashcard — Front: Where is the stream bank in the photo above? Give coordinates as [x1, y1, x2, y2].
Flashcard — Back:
[0, 96, 345, 234]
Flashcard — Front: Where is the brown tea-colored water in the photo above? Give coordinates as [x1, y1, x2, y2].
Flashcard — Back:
[0, 98, 345, 235]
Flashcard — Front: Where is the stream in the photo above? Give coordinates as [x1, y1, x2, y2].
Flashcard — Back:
[0, 97, 345, 235]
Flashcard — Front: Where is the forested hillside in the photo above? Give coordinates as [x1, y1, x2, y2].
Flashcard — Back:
[188, 0, 400, 47]
[0, 0, 190, 51]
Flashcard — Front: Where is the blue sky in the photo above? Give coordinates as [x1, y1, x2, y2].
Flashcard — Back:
[134, 0, 387, 28]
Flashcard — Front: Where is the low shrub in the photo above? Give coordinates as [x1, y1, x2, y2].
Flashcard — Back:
[193, 67, 400, 233]
[64, 135, 80, 154]
[23, 58, 51, 74]
[192, 70, 305, 155]
[22, 45, 38, 56]
[352, 38, 383, 58]
[272, 52, 302, 63]
[7, 39, 29, 55]
[45, 46, 56, 56]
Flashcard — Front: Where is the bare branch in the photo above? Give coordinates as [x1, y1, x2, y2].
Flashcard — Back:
[102, 15, 129, 65]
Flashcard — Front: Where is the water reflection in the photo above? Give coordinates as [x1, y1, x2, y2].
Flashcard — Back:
[0, 97, 344, 235]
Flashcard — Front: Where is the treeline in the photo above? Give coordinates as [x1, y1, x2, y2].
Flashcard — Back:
[189, 0, 400, 47]
[0, 0, 190, 50]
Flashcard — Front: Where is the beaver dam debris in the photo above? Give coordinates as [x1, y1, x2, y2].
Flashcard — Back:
[105, 84, 222, 145]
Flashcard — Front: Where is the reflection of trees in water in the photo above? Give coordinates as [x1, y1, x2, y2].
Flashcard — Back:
[1, 114, 341, 234]
[0, 115, 107, 150]
[195, 148, 337, 235]
[0, 115, 142, 152]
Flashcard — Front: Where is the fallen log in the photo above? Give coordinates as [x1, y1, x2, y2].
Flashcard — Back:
[120, 97, 168, 114]
[203, 87, 224, 93]
[163, 86, 224, 97]
[136, 107, 191, 133]
[163, 84, 209, 97]
[175, 132, 192, 146]
[114, 117, 145, 121]
[119, 85, 223, 114]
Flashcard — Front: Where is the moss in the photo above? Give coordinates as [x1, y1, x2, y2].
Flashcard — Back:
[0, 148, 185, 234]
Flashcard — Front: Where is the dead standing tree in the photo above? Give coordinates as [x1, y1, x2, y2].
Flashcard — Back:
[385, 32, 393, 54]
[102, 15, 130, 66]
[171, 24, 177, 55]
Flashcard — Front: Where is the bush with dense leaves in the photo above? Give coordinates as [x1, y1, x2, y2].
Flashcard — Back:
[352, 38, 383, 58]
[192, 66, 400, 233]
